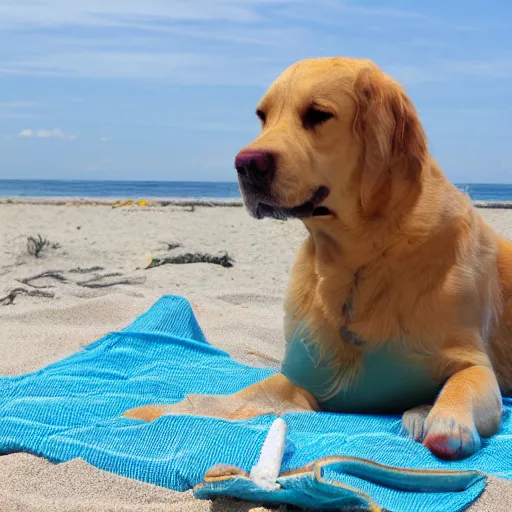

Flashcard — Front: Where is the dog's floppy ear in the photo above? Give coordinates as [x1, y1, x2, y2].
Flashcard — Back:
[353, 67, 427, 215]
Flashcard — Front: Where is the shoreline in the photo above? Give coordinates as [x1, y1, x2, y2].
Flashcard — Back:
[1, 197, 512, 209]
[0, 197, 245, 207]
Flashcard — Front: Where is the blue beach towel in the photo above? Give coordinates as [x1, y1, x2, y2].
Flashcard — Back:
[1, 295, 511, 511]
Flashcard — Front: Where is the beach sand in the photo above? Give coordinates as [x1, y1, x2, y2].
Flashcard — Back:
[1, 200, 512, 512]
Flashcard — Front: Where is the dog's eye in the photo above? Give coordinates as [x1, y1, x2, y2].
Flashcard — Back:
[302, 107, 334, 129]
[256, 109, 266, 124]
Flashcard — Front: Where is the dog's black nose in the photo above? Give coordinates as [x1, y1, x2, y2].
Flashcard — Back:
[235, 150, 275, 184]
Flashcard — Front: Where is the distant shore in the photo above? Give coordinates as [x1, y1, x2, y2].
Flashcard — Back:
[0, 197, 245, 207]
[1, 196, 512, 209]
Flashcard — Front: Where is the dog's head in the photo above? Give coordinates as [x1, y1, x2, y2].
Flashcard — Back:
[235, 57, 428, 222]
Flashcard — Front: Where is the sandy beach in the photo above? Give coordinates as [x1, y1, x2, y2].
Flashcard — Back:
[2, 199, 512, 512]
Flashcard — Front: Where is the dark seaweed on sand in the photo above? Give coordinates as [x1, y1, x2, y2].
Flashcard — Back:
[146, 252, 234, 269]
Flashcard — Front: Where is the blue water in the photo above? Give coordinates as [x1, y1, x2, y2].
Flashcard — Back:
[0, 180, 241, 199]
[457, 183, 512, 202]
[0, 180, 511, 201]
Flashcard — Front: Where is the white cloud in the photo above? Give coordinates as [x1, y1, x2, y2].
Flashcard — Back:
[0, 101, 39, 119]
[0, 0, 508, 87]
[0, 0, 428, 85]
[0, 1, 302, 29]
[83, 159, 115, 173]
[381, 64, 437, 86]
[0, 50, 287, 86]
[166, 120, 258, 133]
[0, 113, 40, 120]
[277, 1, 423, 23]
[444, 58, 512, 79]
[18, 128, 77, 140]
[0, 101, 34, 108]
[37, 128, 76, 140]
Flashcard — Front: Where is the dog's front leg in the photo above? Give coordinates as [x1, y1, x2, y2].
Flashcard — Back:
[124, 373, 319, 422]
[403, 362, 502, 460]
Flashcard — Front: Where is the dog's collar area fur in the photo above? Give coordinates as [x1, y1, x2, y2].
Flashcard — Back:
[339, 268, 366, 347]
[340, 327, 365, 347]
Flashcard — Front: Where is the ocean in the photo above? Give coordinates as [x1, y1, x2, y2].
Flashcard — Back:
[0, 180, 241, 199]
[0, 179, 511, 202]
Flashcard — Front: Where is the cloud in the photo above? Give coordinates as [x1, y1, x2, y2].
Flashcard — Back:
[0, 113, 41, 120]
[83, 159, 115, 173]
[18, 128, 77, 140]
[0, 0, 510, 89]
[37, 128, 76, 140]
[166, 120, 258, 133]
[0, 51, 287, 86]
[339, 5, 423, 19]
[382, 56, 512, 86]
[443, 58, 512, 79]
[277, 0, 424, 24]
[0, 101, 39, 119]
[380, 65, 435, 86]
[0, 0, 302, 29]
[0, 101, 35, 108]
[0, 0, 433, 86]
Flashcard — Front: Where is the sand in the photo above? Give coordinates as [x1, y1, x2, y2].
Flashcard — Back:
[1, 200, 512, 512]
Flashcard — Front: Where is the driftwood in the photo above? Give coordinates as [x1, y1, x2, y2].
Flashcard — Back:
[0, 288, 55, 306]
[17, 270, 69, 289]
[162, 242, 181, 251]
[77, 273, 146, 289]
[146, 252, 234, 269]
[69, 266, 105, 274]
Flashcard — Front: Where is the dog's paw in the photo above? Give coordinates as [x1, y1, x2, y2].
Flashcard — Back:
[122, 393, 262, 422]
[422, 416, 481, 460]
[402, 405, 432, 441]
[123, 395, 206, 421]
[123, 405, 164, 422]
[403, 405, 480, 460]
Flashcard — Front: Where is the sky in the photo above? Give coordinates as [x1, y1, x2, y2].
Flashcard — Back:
[0, 1, 511, 183]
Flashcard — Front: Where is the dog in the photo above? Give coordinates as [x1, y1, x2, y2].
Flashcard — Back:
[125, 57, 512, 461]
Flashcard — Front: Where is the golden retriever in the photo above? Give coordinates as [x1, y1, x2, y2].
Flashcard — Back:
[125, 57, 512, 461]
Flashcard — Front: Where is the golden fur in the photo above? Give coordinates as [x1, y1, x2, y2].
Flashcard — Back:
[125, 57, 512, 460]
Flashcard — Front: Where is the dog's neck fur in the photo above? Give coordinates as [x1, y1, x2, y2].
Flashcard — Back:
[297, 159, 478, 350]
[306, 159, 470, 267]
